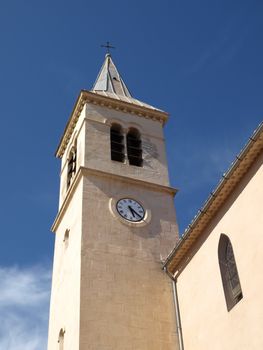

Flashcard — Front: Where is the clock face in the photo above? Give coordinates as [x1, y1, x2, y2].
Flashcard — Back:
[116, 198, 145, 222]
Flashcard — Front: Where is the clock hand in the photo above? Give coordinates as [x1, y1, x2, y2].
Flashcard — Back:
[130, 207, 142, 219]
[128, 205, 135, 217]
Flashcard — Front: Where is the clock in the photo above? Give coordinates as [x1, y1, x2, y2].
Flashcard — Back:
[116, 198, 145, 222]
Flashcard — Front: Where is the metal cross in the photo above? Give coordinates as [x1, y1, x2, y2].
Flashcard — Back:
[101, 41, 115, 54]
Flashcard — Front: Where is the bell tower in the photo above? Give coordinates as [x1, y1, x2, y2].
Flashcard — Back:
[47, 54, 179, 350]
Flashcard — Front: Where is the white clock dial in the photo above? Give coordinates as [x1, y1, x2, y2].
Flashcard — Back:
[116, 198, 145, 222]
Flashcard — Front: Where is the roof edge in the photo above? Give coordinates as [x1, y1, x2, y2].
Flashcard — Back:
[164, 121, 263, 274]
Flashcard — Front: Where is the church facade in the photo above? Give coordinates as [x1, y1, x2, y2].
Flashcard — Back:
[164, 122, 263, 350]
[47, 54, 263, 349]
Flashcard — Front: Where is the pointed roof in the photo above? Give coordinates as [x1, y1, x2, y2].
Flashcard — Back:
[92, 53, 132, 97]
[55, 56, 169, 158]
[91, 54, 164, 112]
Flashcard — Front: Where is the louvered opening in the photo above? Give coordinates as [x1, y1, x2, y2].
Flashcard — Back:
[67, 147, 77, 189]
[110, 124, 125, 163]
[127, 129, 143, 167]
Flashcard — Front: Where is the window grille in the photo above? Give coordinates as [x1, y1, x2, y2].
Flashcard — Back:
[110, 124, 125, 162]
[218, 234, 243, 311]
[126, 128, 143, 167]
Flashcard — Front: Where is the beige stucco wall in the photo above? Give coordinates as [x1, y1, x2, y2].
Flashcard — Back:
[79, 173, 179, 350]
[176, 151, 263, 350]
[59, 102, 170, 207]
[83, 103, 170, 187]
[47, 179, 83, 350]
[49, 100, 180, 349]
[59, 108, 86, 207]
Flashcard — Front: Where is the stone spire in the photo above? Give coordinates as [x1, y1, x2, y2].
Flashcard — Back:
[92, 54, 132, 97]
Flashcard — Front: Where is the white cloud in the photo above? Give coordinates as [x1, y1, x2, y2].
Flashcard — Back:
[0, 265, 51, 350]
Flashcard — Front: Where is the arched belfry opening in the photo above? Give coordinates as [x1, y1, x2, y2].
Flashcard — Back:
[126, 128, 143, 167]
[218, 234, 243, 311]
[110, 124, 125, 163]
[67, 145, 77, 189]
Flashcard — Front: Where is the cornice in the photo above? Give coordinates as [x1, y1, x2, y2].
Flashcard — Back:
[164, 122, 263, 276]
[51, 166, 177, 232]
[81, 167, 177, 195]
[55, 90, 169, 159]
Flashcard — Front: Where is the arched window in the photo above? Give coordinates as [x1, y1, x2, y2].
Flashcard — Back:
[126, 128, 143, 167]
[218, 234, 243, 311]
[67, 146, 77, 189]
[110, 124, 125, 162]
[58, 328, 65, 350]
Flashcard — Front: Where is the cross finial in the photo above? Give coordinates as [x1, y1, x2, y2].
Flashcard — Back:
[101, 41, 115, 55]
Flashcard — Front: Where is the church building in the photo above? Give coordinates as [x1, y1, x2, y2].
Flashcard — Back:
[47, 54, 263, 350]
[164, 121, 263, 350]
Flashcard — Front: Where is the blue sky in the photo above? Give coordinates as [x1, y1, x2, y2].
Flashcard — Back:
[0, 0, 262, 348]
